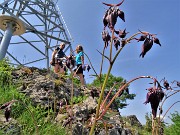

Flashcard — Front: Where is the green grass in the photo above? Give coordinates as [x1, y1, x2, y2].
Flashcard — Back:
[0, 59, 66, 134]
[0, 84, 66, 135]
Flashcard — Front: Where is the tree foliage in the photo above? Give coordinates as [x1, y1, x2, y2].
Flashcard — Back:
[144, 113, 152, 132]
[165, 111, 180, 135]
[90, 74, 123, 89]
[90, 74, 136, 111]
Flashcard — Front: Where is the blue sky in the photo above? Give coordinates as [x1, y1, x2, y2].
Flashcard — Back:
[58, 0, 180, 124]
[1, 0, 179, 125]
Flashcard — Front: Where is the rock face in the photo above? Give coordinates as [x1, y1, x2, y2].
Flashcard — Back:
[1, 66, 142, 135]
[12, 67, 71, 108]
[0, 114, 21, 135]
[126, 115, 142, 128]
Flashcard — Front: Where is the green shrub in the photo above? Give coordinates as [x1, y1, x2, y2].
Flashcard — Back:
[71, 95, 87, 104]
[165, 111, 180, 135]
[0, 58, 14, 87]
[0, 80, 66, 135]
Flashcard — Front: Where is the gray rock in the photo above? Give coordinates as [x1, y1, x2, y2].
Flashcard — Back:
[126, 115, 142, 128]
[98, 129, 106, 135]
[72, 123, 83, 135]
[109, 128, 121, 135]
[121, 129, 127, 135]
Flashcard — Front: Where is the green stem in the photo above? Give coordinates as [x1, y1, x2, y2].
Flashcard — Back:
[48, 96, 49, 118]
[112, 47, 123, 64]
[83, 52, 99, 78]
[161, 101, 180, 122]
[109, 29, 114, 61]
[70, 70, 74, 135]
[99, 46, 106, 79]
[112, 32, 141, 64]
[159, 90, 180, 122]
[89, 31, 143, 134]
[97, 76, 155, 119]
[100, 82, 117, 111]
[126, 32, 141, 43]
[89, 64, 113, 135]
[18, 100, 39, 135]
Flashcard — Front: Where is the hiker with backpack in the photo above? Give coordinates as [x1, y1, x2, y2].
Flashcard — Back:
[50, 42, 68, 75]
[74, 45, 85, 86]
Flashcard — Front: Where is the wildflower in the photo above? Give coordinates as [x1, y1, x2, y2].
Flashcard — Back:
[102, 30, 111, 48]
[113, 37, 121, 50]
[163, 80, 170, 90]
[153, 37, 161, 46]
[102, 0, 125, 30]
[87, 65, 91, 72]
[115, 28, 129, 38]
[0, 100, 17, 122]
[134, 35, 147, 42]
[121, 39, 127, 47]
[144, 88, 164, 118]
[117, 9, 125, 22]
[177, 81, 180, 87]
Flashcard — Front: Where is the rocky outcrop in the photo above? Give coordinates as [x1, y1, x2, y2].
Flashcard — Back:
[126, 115, 142, 128]
[1, 66, 143, 135]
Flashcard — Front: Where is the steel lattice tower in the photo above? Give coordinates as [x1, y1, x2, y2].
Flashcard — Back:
[0, 0, 73, 69]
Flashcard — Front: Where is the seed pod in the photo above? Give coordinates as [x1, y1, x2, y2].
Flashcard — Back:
[87, 65, 91, 72]
[102, 0, 125, 30]
[163, 80, 169, 90]
[153, 37, 161, 46]
[108, 7, 118, 30]
[136, 35, 147, 42]
[144, 90, 164, 118]
[102, 30, 111, 48]
[159, 107, 163, 114]
[117, 9, 125, 22]
[115, 28, 128, 38]
[140, 38, 153, 58]
[121, 39, 126, 47]
[0, 100, 17, 122]
[113, 37, 120, 50]
[5, 107, 11, 122]
[177, 81, 180, 87]
[103, 10, 109, 29]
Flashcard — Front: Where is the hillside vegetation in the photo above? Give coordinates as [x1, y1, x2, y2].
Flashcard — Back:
[0, 59, 179, 135]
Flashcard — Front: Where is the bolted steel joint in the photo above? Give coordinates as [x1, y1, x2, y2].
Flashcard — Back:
[0, 15, 26, 36]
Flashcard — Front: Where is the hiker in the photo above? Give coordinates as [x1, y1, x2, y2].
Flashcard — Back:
[74, 45, 85, 86]
[50, 42, 68, 74]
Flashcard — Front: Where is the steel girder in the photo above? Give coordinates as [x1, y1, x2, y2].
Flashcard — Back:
[0, 0, 73, 69]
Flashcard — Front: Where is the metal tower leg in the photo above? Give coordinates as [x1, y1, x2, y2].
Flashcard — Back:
[0, 0, 72, 68]
[0, 22, 14, 60]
